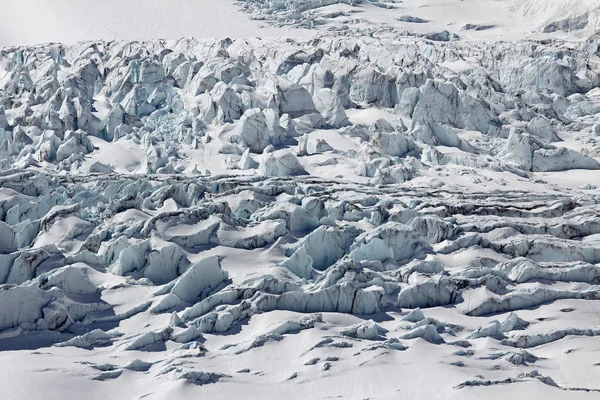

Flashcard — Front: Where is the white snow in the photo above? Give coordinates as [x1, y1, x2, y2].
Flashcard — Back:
[1, 1, 600, 399]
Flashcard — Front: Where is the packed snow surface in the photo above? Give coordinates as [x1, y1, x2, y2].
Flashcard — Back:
[1, 1, 600, 400]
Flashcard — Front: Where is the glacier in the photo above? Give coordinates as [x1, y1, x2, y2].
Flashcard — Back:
[1, 0, 600, 399]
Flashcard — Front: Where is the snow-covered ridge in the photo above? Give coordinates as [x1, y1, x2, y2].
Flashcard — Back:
[1, 32, 600, 399]
[509, 0, 600, 33]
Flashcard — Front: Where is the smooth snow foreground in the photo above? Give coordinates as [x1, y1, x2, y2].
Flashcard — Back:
[1, 2, 600, 400]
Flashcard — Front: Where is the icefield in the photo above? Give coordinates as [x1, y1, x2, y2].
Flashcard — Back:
[1, 1, 600, 399]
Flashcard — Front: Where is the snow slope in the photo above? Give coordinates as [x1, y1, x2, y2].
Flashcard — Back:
[0, 0, 314, 47]
[509, 0, 600, 32]
[2, 0, 599, 49]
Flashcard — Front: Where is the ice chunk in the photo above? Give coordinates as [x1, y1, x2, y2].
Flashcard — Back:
[467, 320, 504, 339]
[341, 320, 384, 339]
[259, 150, 306, 177]
[55, 329, 117, 349]
[229, 109, 271, 153]
[313, 88, 349, 128]
[401, 308, 425, 323]
[349, 222, 431, 263]
[401, 324, 445, 344]
[170, 256, 228, 303]
[397, 276, 459, 308]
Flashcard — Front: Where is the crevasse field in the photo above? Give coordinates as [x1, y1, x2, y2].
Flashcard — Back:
[1, 1, 600, 399]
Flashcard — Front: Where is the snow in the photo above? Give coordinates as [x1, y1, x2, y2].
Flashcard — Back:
[509, 0, 600, 32]
[2, 1, 600, 399]
[0, 0, 315, 47]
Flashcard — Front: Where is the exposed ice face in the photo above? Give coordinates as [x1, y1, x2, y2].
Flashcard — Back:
[258, 150, 306, 177]
[286, 225, 362, 270]
[500, 130, 600, 172]
[1, 35, 599, 180]
[348, 222, 431, 263]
